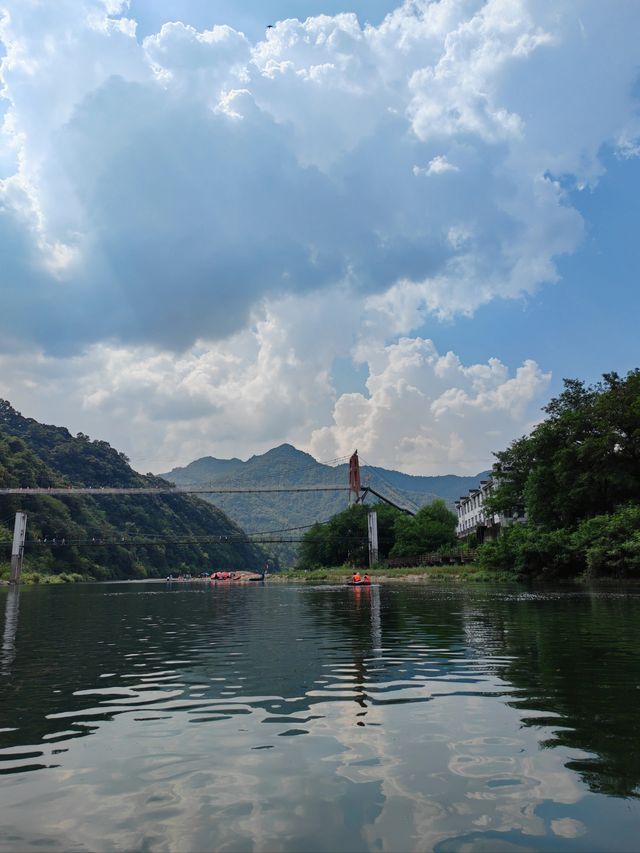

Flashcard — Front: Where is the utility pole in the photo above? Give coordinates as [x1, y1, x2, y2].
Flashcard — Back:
[367, 510, 378, 569]
[9, 511, 27, 584]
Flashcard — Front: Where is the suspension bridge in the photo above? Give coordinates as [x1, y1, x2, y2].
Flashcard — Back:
[1, 451, 418, 582]
[0, 485, 352, 496]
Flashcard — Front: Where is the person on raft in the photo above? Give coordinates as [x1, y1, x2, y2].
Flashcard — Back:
[352, 571, 362, 583]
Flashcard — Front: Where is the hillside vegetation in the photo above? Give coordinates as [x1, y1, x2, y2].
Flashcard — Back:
[0, 400, 265, 581]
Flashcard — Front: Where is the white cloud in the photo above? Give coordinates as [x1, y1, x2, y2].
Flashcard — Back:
[413, 155, 460, 176]
[0, 290, 359, 469]
[309, 337, 551, 474]
[0, 0, 638, 352]
[0, 0, 638, 475]
[0, 295, 549, 475]
[143, 22, 251, 99]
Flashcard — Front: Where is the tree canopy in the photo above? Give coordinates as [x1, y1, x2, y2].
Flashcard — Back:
[480, 370, 640, 578]
[488, 371, 640, 529]
[390, 500, 457, 558]
[297, 499, 458, 569]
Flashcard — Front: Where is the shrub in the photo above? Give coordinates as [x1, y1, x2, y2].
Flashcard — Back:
[572, 505, 640, 578]
[477, 524, 581, 578]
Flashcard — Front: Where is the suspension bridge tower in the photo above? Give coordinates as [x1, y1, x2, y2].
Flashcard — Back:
[348, 450, 361, 506]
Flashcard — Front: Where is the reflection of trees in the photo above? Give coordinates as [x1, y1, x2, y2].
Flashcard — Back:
[463, 590, 640, 798]
[7, 582, 638, 801]
[3, 584, 435, 755]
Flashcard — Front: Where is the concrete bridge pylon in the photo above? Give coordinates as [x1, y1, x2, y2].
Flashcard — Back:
[10, 511, 27, 584]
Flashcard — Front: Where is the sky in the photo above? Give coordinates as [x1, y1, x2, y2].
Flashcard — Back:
[0, 0, 639, 476]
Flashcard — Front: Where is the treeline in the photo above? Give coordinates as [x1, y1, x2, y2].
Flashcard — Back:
[478, 370, 640, 578]
[0, 400, 266, 580]
[298, 500, 458, 569]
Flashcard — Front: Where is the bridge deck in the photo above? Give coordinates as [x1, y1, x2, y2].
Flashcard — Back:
[0, 485, 351, 496]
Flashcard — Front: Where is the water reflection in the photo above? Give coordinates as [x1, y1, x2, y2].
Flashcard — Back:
[0, 583, 639, 852]
[462, 589, 640, 798]
[1, 587, 19, 678]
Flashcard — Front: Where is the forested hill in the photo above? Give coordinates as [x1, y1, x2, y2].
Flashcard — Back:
[0, 400, 266, 580]
[163, 445, 487, 565]
[164, 443, 487, 507]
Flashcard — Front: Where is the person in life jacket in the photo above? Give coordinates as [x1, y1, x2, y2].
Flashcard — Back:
[352, 572, 362, 583]
[363, 574, 370, 584]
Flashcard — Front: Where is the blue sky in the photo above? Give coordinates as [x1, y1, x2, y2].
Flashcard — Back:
[425, 147, 640, 396]
[0, 0, 639, 474]
[129, 0, 397, 41]
[333, 146, 640, 404]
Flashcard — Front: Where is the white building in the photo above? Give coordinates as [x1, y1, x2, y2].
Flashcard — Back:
[455, 478, 525, 542]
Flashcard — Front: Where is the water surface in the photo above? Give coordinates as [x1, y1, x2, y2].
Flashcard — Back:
[1, 581, 639, 851]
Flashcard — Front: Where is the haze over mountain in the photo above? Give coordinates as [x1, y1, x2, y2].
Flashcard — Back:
[162, 445, 487, 565]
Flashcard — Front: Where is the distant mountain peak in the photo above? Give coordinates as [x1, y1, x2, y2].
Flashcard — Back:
[191, 455, 242, 466]
[256, 443, 314, 461]
[160, 442, 489, 567]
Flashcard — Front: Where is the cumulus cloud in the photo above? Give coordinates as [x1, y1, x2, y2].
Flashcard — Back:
[0, 0, 639, 353]
[413, 155, 459, 176]
[309, 337, 551, 474]
[0, 0, 638, 475]
[0, 289, 359, 468]
[0, 296, 550, 474]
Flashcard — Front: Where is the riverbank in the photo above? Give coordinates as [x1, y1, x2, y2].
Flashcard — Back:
[0, 569, 266, 586]
[7, 564, 634, 587]
[0, 570, 87, 586]
[269, 564, 513, 584]
[0, 566, 509, 586]
[270, 567, 640, 586]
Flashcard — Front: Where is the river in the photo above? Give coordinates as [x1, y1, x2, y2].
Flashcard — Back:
[1, 581, 639, 852]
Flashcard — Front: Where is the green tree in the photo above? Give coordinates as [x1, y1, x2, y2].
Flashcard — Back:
[573, 504, 640, 578]
[298, 503, 403, 569]
[489, 370, 640, 529]
[478, 370, 640, 578]
[390, 499, 457, 558]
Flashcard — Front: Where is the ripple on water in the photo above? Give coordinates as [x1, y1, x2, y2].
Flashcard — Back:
[1, 582, 640, 851]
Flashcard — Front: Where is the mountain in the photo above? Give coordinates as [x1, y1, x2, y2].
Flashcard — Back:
[0, 400, 266, 581]
[162, 445, 488, 566]
[357, 467, 490, 503]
